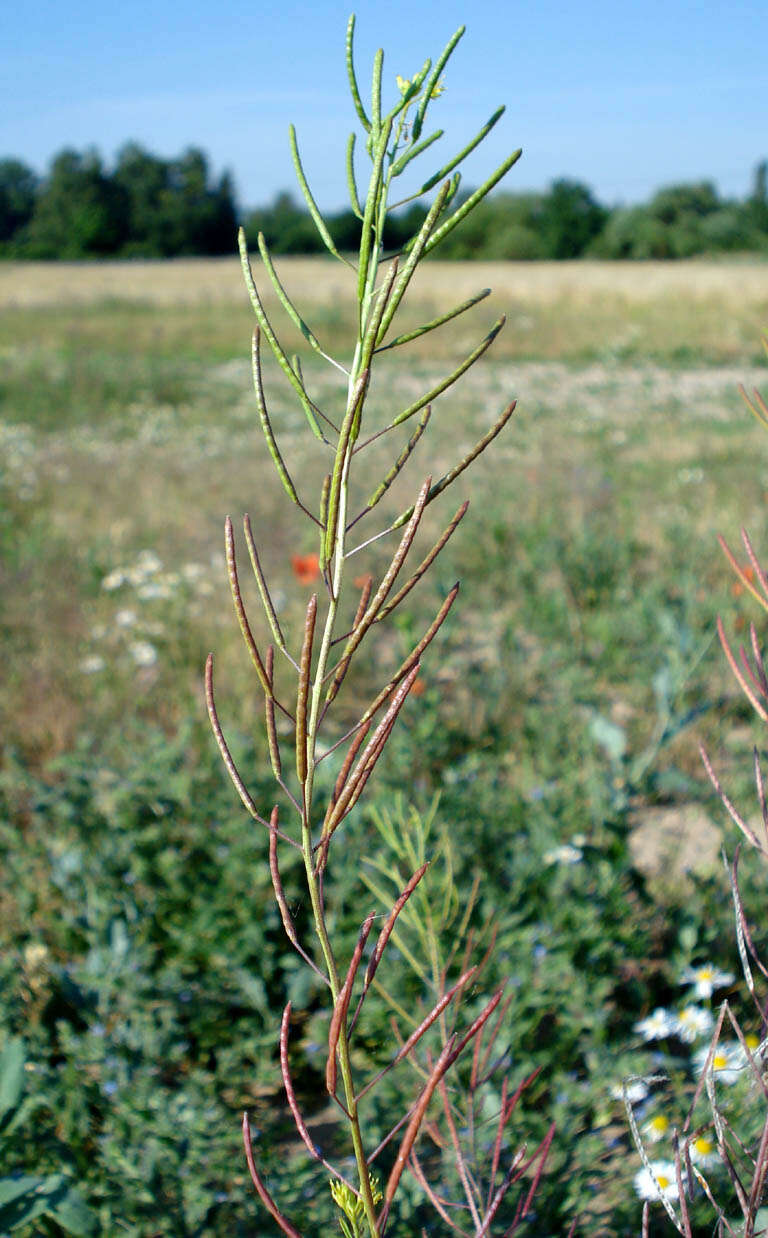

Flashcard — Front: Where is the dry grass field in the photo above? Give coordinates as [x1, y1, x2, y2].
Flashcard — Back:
[2, 254, 766, 361]
[2, 255, 768, 763]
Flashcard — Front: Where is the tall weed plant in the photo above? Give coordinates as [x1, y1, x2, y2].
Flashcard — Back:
[205, 15, 553, 1235]
[620, 361, 768, 1237]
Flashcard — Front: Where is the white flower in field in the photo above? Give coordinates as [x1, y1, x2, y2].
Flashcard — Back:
[635, 1008, 676, 1041]
[689, 1133, 719, 1169]
[694, 1041, 743, 1086]
[137, 580, 174, 601]
[181, 562, 206, 583]
[115, 608, 137, 628]
[641, 1112, 671, 1143]
[102, 568, 127, 591]
[674, 1004, 714, 1043]
[634, 1160, 680, 1202]
[129, 640, 158, 668]
[79, 654, 106, 674]
[125, 550, 162, 585]
[611, 1078, 648, 1104]
[680, 963, 734, 999]
[543, 844, 583, 865]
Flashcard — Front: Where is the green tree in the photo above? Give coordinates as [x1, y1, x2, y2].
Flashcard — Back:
[0, 158, 37, 246]
[113, 142, 172, 255]
[538, 178, 608, 258]
[159, 148, 237, 255]
[749, 159, 768, 234]
[24, 149, 126, 258]
[243, 191, 324, 254]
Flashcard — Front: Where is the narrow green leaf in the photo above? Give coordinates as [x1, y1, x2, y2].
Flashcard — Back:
[419, 105, 506, 194]
[356, 116, 393, 307]
[345, 132, 363, 219]
[249, 330, 301, 505]
[225, 514, 271, 694]
[0, 1174, 67, 1231]
[0, 1175, 43, 1209]
[288, 126, 348, 264]
[375, 288, 491, 353]
[0, 1038, 25, 1125]
[325, 370, 369, 563]
[319, 473, 331, 571]
[49, 1186, 98, 1237]
[243, 514, 290, 659]
[362, 406, 431, 513]
[423, 149, 523, 255]
[370, 47, 383, 134]
[412, 25, 465, 141]
[392, 400, 516, 529]
[375, 179, 451, 346]
[345, 14, 371, 133]
[257, 233, 343, 372]
[390, 128, 443, 179]
[359, 257, 399, 372]
[239, 229, 327, 441]
[391, 315, 505, 428]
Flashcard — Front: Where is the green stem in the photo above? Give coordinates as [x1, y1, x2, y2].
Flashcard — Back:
[300, 345, 381, 1235]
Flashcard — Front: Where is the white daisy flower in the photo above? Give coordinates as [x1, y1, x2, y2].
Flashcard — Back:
[688, 1134, 719, 1169]
[543, 844, 583, 865]
[137, 580, 174, 600]
[634, 1160, 680, 1202]
[101, 568, 127, 591]
[635, 1008, 676, 1041]
[125, 550, 163, 584]
[641, 1113, 670, 1143]
[611, 1078, 649, 1104]
[674, 1004, 714, 1043]
[680, 964, 734, 999]
[694, 1041, 743, 1086]
[129, 640, 158, 668]
[79, 654, 106, 674]
[115, 608, 138, 628]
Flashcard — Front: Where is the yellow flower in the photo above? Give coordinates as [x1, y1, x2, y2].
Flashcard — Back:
[396, 74, 445, 100]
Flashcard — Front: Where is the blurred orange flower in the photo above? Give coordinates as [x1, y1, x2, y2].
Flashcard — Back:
[291, 552, 321, 585]
[411, 677, 426, 697]
[731, 565, 756, 597]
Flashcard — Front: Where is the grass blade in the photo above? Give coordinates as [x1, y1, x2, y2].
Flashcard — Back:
[419, 106, 506, 195]
[392, 400, 516, 528]
[257, 233, 346, 373]
[288, 126, 349, 265]
[345, 15, 370, 132]
[239, 230, 328, 441]
[412, 25, 465, 141]
[391, 316, 506, 429]
[375, 288, 491, 354]
[423, 150, 523, 255]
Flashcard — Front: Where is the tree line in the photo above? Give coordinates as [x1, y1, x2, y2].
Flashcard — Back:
[2, 143, 768, 260]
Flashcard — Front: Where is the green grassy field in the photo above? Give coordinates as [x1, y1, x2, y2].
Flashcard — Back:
[2, 257, 768, 1235]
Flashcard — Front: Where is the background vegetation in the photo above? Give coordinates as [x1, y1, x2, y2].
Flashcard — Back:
[2, 144, 768, 260]
[1, 257, 768, 1234]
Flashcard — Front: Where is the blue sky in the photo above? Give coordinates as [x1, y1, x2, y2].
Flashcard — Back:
[3, 0, 766, 211]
